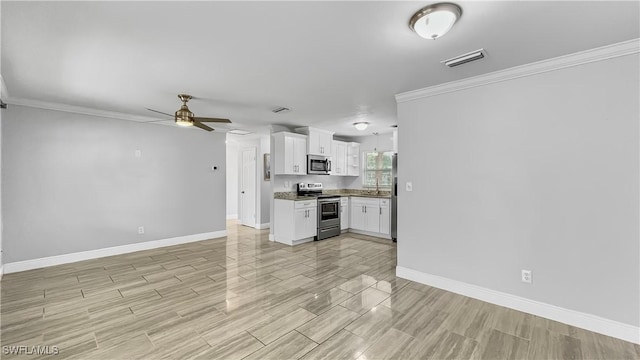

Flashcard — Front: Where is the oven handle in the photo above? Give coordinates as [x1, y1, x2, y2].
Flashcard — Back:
[327, 160, 331, 171]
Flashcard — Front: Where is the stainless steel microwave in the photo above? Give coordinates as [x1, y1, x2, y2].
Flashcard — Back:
[307, 155, 331, 175]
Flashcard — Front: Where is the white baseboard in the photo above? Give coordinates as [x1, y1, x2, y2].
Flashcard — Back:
[4, 230, 227, 274]
[255, 223, 270, 230]
[268, 234, 275, 241]
[348, 229, 392, 240]
[396, 266, 640, 345]
[226, 214, 238, 220]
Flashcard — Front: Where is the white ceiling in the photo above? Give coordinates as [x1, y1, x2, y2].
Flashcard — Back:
[2, 1, 638, 136]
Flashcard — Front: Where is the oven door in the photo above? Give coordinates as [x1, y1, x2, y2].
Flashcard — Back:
[307, 155, 331, 175]
[318, 200, 340, 228]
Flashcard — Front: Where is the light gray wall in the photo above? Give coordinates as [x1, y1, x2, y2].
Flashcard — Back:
[2, 105, 226, 263]
[225, 139, 239, 218]
[0, 92, 3, 270]
[397, 54, 640, 326]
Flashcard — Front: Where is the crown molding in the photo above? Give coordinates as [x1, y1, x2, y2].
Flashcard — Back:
[396, 38, 640, 103]
[4, 96, 164, 123]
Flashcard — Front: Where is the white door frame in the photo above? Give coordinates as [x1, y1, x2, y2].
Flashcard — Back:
[239, 147, 257, 228]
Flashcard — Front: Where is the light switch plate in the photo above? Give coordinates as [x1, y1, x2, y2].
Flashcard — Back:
[406, 182, 413, 192]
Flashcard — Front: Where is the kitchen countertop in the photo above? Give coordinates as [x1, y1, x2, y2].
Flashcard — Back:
[273, 193, 319, 201]
[274, 190, 391, 200]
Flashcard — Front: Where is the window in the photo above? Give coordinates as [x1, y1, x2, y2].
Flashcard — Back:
[363, 151, 394, 188]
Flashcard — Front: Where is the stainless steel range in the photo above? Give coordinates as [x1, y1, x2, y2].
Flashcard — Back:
[297, 183, 341, 240]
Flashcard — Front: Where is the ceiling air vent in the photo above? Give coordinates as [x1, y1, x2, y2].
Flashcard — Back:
[271, 106, 291, 114]
[228, 129, 252, 135]
[442, 48, 485, 67]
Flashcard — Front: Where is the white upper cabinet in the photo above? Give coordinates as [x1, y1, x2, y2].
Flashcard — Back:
[295, 127, 334, 156]
[273, 132, 308, 175]
[346, 142, 360, 176]
[331, 140, 348, 176]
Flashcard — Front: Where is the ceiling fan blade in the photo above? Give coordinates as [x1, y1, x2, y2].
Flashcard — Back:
[193, 117, 232, 123]
[146, 108, 174, 118]
[193, 121, 214, 132]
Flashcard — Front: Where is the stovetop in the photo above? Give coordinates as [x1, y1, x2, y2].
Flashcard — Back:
[297, 182, 340, 199]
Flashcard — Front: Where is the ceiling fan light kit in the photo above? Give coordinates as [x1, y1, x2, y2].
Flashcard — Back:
[147, 94, 232, 132]
[175, 118, 193, 127]
[410, 2, 462, 40]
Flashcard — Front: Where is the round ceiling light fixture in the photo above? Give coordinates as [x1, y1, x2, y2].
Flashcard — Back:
[409, 3, 462, 40]
[353, 122, 369, 131]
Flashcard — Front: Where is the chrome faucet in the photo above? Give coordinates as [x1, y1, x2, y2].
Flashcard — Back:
[375, 178, 380, 195]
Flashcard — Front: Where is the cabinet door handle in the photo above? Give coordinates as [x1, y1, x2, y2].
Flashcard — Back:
[380, 208, 382, 215]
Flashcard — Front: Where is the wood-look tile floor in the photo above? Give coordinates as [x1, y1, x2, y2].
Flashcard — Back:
[1, 221, 638, 359]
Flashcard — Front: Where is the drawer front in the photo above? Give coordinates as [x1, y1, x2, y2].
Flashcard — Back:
[350, 197, 380, 206]
[379, 199, 390, 206]
[295, 200, 317, 209]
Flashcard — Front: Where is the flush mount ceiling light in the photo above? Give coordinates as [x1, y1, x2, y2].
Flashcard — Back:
[409, 3, 462, 40]
[353, 122, 369, 131]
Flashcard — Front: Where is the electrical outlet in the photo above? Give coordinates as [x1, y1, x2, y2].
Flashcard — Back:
[138, 226, 145, 235]
[406, 182, 413, 192]
[521, 269, 532, 284]
[135, 149, 141, 158]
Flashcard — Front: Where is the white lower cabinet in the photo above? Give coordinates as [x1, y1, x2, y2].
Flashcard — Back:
[379, 198, 390, 236]
[295, 206, 317, 240]
[350, 197, 390, 238]
[274, 199, 317, 245]
[340, 197, 349, 231]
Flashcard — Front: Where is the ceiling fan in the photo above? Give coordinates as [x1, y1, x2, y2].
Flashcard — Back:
[146, 94, 231, 132]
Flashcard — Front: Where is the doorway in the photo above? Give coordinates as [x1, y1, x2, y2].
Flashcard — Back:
[240, 147, 257, 228]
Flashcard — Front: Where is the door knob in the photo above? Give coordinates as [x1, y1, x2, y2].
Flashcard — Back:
[241, 191, 245, 194]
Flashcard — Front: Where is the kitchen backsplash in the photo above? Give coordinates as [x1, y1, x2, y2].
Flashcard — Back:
[273, 174, 349, 191]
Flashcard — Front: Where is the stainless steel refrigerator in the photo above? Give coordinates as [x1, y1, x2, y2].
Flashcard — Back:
[391, 153, 398, 242]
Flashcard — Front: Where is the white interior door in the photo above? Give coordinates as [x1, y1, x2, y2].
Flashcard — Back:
[240, 148, 257, 227]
